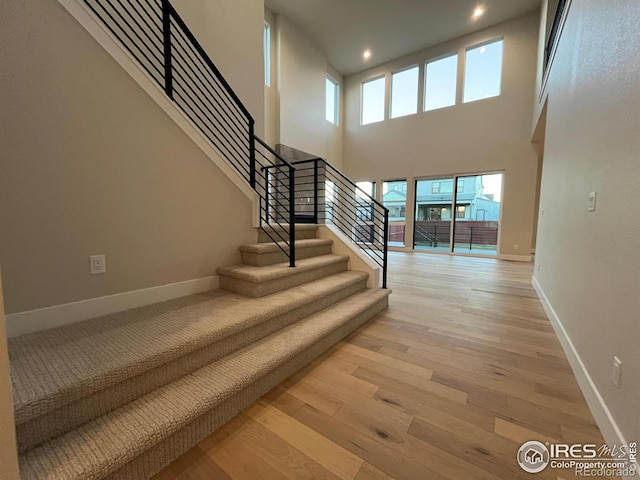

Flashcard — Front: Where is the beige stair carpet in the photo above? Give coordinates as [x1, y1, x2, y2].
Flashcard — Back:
[19, 289, 390, 480]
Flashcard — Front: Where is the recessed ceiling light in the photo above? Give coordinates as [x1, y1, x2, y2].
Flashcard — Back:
[473, 6, 485, 18]
[363, 49, 371, 59]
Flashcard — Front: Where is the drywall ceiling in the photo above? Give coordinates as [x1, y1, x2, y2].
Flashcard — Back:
[264, 0, 540, 75]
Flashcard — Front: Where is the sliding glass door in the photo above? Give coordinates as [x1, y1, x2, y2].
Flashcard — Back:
[413, 172, 502, 255]
[452, 173, 502, 255]
[383, 180, 407, 247]
[414, 177, 453, 252]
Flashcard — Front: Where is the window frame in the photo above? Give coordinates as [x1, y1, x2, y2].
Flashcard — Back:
[462, 37, 504, 104]
[263, 22, 271, 87]
[326, 75, 340, 125]
[424, 52, 458, 112]
[360, 75, 386, 125]
[390, 64, 420, 119]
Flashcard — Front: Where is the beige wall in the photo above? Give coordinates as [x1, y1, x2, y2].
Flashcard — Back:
[0, 271, 19, 479]
[0, 0, 258, 315]
[172, 0, 265, 136]
[266, 13, 343, 167]
[343, 12, 540, 257]
[277, 15, 327, 158]
[534, 0, 640, 444]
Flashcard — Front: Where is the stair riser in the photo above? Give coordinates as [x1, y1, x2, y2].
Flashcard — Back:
[103, 296, 389, 480]
[241, 244, 332, 267]
[220, 261, 348, 297]
[258, 228, 317, 243]
[16, 278, 367, 453]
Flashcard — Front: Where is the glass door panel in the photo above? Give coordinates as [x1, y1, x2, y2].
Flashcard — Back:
[452, 173, 502, 255]
[355, 182, 376, 243]
[414, 178, 454, 251]
[383, 180, 407, 246]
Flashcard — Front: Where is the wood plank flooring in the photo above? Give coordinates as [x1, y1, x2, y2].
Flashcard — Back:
[153, 252, 615, 480]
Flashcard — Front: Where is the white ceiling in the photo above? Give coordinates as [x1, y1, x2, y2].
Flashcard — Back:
[264, 0, 540, 76]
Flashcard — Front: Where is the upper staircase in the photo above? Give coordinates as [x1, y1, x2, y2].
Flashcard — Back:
[10, 225, 390, 479]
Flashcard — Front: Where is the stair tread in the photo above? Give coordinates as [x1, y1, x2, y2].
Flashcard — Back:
[9, 271, 368, 424]
[19, 288, 391, 480]
[217, 253, 349, 283]
[239, 238, 332, 254]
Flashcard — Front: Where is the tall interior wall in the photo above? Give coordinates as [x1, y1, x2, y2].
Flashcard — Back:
[0, 0, 264, 319]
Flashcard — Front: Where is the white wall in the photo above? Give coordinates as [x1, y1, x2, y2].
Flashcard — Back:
[172, 0, 265, 136]
[265, 12, 343, 167]
[343, 12, 540, 257]
[534, 0, 640, 446]
[0, 271, 19, 479]
[0, 0, 260, 316]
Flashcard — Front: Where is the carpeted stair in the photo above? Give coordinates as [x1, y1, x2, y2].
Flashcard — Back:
[10, 224, 389, 480]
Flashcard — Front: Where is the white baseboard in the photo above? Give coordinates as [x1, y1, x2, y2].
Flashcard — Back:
[5, 276, 219, 338]
[532, 276, 637, 477]
[498, 253, 532, 262]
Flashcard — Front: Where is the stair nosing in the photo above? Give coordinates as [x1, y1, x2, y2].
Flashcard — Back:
[239, 238, 332, 253]
[217, 253, 350, 283]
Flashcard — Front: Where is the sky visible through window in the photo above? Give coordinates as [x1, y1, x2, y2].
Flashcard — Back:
[425, 54, 457, 111]
[391, 66, 418, 118]
[464, 39, 503, 103]
[326, 77, 337, 124]
[263, 23, 270, 86]
[361, 77, 385, 125]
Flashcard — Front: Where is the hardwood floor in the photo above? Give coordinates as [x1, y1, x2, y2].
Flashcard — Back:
[153, 252, 615, 480]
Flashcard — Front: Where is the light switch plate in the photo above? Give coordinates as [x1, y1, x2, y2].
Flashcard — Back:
[588, 192, 597, 212]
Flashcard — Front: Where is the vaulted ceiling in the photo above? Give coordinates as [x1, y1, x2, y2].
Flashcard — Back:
[264, 0, 540, 75]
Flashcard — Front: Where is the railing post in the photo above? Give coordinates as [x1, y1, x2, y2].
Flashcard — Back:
[289, 165, 296, 267]
[249, 122, 256, 190]
[161, 0, 173, 99]
[313, 159, 319, 224]
[383, 209, 389, 289]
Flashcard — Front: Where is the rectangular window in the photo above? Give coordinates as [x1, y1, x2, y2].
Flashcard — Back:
[390, 65, 418, 118]
[361, 76, 385, 125]
[457, 180, 464, 193]
[263, 23, 271, 87]
[424, 54, 457, 111]
[432, 182, 440, 194]
[464, 39, 503, 103]
[326, 77, 339, 124]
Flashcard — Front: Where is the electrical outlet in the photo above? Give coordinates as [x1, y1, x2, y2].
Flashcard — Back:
[612, 356, 622, 388]
[90, 255, 106, 275]
[588, 192, 597, 212]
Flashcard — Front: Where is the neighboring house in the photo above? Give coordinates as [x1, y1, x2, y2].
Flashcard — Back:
[414, 177, 500, 221]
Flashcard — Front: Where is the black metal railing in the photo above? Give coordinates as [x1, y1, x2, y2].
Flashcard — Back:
[288, 159, 389, 288]
[84, 0, 296, 265]
[82, 0, 389, 279]
[544, 0, 568, 69]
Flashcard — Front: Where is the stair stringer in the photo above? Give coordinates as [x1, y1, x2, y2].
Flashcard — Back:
[56, 0, 260, 227]
[316, 225, 381, 288]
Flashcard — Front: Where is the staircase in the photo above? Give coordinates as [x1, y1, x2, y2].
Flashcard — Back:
[9, 225, 390, 479]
